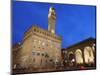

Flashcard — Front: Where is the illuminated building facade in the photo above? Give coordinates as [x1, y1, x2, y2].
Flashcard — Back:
[12, 7, 62, 70]
[61, 38, 96, 68]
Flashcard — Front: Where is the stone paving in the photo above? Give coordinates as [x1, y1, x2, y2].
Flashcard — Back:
[13, 66, 96, 74]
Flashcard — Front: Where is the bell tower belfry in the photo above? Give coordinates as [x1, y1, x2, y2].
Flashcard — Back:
[48, 7, 56, 34]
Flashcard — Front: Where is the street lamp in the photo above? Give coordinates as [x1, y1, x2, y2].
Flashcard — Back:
[69, 58, 75, 67]
[71, 58, 75, 62]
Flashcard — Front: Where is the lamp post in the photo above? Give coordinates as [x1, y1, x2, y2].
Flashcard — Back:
[70, 58, 75, 67]
[72, 58, 75, 62]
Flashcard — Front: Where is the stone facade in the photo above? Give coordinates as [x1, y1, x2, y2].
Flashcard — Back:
[19, 26, 62, 69]
[12, 7, 62, 69]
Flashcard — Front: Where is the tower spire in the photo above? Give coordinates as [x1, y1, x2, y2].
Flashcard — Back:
[48, 6, 56, 34]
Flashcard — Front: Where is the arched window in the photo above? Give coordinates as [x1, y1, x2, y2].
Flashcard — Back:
[75, 49, 83, 64]
[84, 46, 94, 64]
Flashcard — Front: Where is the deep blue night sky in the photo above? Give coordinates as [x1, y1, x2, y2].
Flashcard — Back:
[12, 1, 96, 48]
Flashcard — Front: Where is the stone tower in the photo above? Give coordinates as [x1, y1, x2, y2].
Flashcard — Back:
[48, 7, 56, 34]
